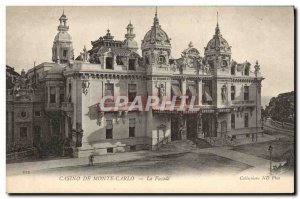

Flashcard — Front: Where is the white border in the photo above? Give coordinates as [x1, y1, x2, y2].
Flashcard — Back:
[0, 1, 298, 198]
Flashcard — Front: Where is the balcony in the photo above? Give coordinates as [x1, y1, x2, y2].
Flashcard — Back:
[231, 100, 255, 107]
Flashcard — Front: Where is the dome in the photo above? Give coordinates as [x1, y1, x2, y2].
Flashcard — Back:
[124, 39, 138, 50]
[54, 31, 72, 42]
[141, 11, 171, 49]
[204, 24, 231, 56]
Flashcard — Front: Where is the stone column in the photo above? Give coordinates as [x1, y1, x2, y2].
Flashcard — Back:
[197, 113, 203, 138]
[215, 112, 219, 137]
[198, 79, 202, 105]
[47, 86, 50, 107]
[181, 78, 187, 98]
[56, 86, 60, 105]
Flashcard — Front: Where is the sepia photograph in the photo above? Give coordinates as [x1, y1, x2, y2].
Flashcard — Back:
[5, 6, 295, 193]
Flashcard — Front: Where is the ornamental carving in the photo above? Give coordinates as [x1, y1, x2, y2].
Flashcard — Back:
[82, 80, 90, 95]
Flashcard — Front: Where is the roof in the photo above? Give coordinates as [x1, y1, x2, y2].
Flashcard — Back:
[97, 46, 139, 57]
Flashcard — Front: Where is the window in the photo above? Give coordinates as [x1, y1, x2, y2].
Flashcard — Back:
[130, 145, 136, 151]
[129, 118, 135, 137]
[107, 148, 113, 153]
[186, 83, 197, 105]
[246, 134, 250, 138]
[34, 111, 41, 117]
[159, 55, 166, 64]
[244, 86, 249, 101]
[106, 57, 113, 69]
[21, 111, 27, 118]
[232, 135, 236, 139]
[245, 66, 249, 76]
[50, 87, 56, 103]
[128, 59, 136, 70]
[231, 86, 235, 100]
[105, 83, 114, 96]
[128, 84, 137, 103]
[202, 81, 213, 105]
[171, 80, 182, 105]
[59, 86, 65, 103]
[63, 50, 67, 57]
[245, 113, 249, 128]
[231, 65, 236, 75]
[231, 113, 235, 129]
[145, 56, 150, 65]
[222, 60, 228, 67]
[106, 120, 113, 139]
[20, 127, 27, 139]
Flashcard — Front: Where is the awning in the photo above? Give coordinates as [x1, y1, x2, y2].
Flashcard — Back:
[171, 85, 182, 96]
[187, 85, 197, 96]
[204, 86, 212, 101]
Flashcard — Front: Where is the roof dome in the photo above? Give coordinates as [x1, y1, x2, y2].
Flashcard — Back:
[54, 31, 72, 42]
[141, 10, 171, 49]
[204, 23, 231, 56]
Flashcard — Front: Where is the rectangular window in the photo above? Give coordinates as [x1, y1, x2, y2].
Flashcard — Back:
[171, 80, 182, 105]
[106, 57, 113, 69]
[128, 59, 136, 70]
[128, 84, 137, 103]
[244, 86, 249, 101]
[231, 114, 235, 129]
[20, 127, 28, 139]
[245, 113, 249, 128]
[231, 86, 235, 100]
[186, 83, 197, 105]
[202, 81, 213, 105]
[106, 120, 113, 139]
[34, 111, 41, 117]
[107, 148, 113, 153]
[63, 50, 67, 57]
[129, 118, 135, 137]
[50, 87, 56, 103]
[105, 83, 114, 96]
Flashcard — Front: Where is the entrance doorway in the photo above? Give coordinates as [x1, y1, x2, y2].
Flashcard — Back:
[33, 126, 41, 147]
[202, 115, 213, 138]
[171, 116, 181, 141]
[186, 114, 197, 140]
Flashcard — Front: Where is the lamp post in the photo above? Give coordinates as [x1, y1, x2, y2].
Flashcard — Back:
[254, 61, 260, 142]
[268, 145, 273, 175]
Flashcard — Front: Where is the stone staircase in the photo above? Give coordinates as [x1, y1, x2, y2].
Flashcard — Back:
[193, 138, 212, 149]
[157, 140, 198, 153]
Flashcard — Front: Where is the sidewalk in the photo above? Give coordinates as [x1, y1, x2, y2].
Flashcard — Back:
[6, 149, 190, 176]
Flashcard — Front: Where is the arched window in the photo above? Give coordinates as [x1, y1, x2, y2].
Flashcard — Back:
[145, 56, 150, 65]
[231, 65, 236, 75]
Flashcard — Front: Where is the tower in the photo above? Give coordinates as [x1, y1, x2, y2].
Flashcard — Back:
[52, 11, 74, 64]
[124, 21, 138, 52]
[141, 7, 171, 69]
[204, 12, 232, 72]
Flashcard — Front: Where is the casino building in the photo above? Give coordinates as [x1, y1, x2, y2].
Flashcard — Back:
[6, 10, 264, 158]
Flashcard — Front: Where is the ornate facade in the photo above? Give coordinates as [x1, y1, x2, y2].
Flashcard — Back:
[6, 10, 264, 158]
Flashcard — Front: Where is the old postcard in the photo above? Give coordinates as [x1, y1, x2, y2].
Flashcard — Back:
[6, 6, 295, 193]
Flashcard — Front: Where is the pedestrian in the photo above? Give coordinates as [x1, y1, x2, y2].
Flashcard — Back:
[89, 154, 94, 166]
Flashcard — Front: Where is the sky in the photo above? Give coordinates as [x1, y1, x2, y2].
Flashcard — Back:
[6, 6, 294, 100]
